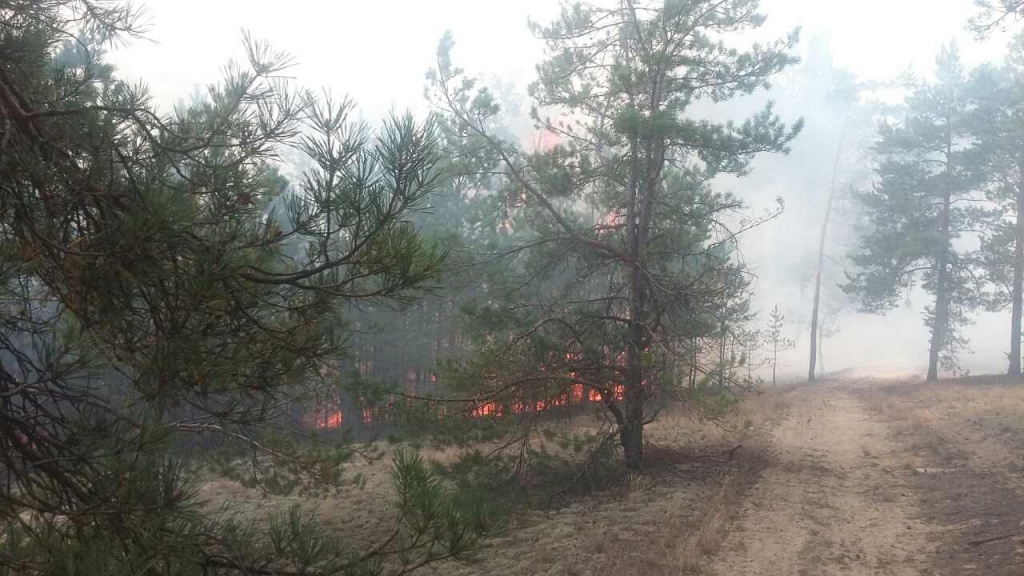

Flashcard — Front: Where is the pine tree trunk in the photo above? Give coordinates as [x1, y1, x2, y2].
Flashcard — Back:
[808, 198, 831, 383]
[817, 324, 825, 376]
[618, 7, 670, 471]
[621, 260, 644, 469]
[719, 319, 727, 388]
[729, 337, 737, 382]
[1009, 183, 1024, 376]
[808, 295, 821, 381]
[809, 111, 847, 383]
[772, 342, 778, 387]
[622, 266, 644, 471]
[689, 337, 698, 388]
[928, 175, 954, 383]
[621, 128, 644, 471]
[928, 260, 950, 382]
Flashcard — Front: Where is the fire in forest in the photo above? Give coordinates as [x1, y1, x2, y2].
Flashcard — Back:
[313, 349, 633, 430]
[312, 382, 626, 430]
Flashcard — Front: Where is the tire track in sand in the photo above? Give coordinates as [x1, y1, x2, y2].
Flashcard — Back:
[709, 384, 938, 576]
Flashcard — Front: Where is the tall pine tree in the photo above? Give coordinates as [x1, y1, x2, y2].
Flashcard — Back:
[845, 45, 987, 382]
[970, 36, 1024, 377]
[428, 0, 801, 470]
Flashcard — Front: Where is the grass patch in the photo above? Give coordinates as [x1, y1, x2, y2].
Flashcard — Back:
[195, 387, 794, 575]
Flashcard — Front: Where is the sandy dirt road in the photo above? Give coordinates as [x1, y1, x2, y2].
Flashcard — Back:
[708, 382, 939, 576]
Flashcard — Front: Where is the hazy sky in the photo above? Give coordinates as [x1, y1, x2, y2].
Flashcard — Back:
[111, 0, 1012, 118]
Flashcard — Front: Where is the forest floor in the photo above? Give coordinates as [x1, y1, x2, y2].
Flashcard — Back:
[440, 374, 1024, 575]
[706, 373, 1024, 576]
[200, 375, 1024, 575]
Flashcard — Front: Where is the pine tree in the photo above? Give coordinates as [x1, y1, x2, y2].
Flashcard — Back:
[338, 83, 529, 408]
[845, 44, 988, 382]
[0, 2, 497, 573]
[969, 36, 1024, 377]
[764, 305, 794, 387]
[971, 0, 1024, 34]
[427, 0, 801, 470]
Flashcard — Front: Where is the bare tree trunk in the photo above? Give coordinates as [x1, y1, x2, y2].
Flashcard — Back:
[817, 322, 825, 376]
[928, 233, 951, 382]
[689, 337, 698, 388]
[808, 194, 834, 383]
[729, 335, 737, 382]
[927, 142, 954, 383]
[808, 203, 831, 383]
[772, 342, 778, 387]
[1010, 182, 1024, 376]
[719, 319, 727, 389]
[809, 112, 848, 383]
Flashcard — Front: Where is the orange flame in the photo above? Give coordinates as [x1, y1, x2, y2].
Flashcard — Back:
[317, 411, 343, 429]
[571, 383, 584, 402]
[470, 402, 499, 418]
[310, 349, 638, 429]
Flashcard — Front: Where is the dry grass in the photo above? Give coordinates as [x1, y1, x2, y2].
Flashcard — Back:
[854, 375, 1024, 490]
[196, 387, 794, 576]
[665, 391, 789, 576]
[849, 375, 1024, 576]
[672, 469, 744, 575]
[198, 447, 403, 549]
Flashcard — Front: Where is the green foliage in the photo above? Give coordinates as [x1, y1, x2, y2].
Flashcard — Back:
[844, 45, 991, 379]
[426, 0, 801, 469]
[970, 42, 1024, 302]
[967, 34, 1024, 374]
[430, 429, 622, 508]
[389, 450, 502, 563]
[763, 305, 795, 386]
[764, 306, 793, 349]
[0, 2, 494, 574]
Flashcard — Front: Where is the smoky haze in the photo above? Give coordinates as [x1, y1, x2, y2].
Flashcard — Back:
[108, 0, 1016, 381]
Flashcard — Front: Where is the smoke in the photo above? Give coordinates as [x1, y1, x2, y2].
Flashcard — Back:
[105, 0, 1020, 381]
